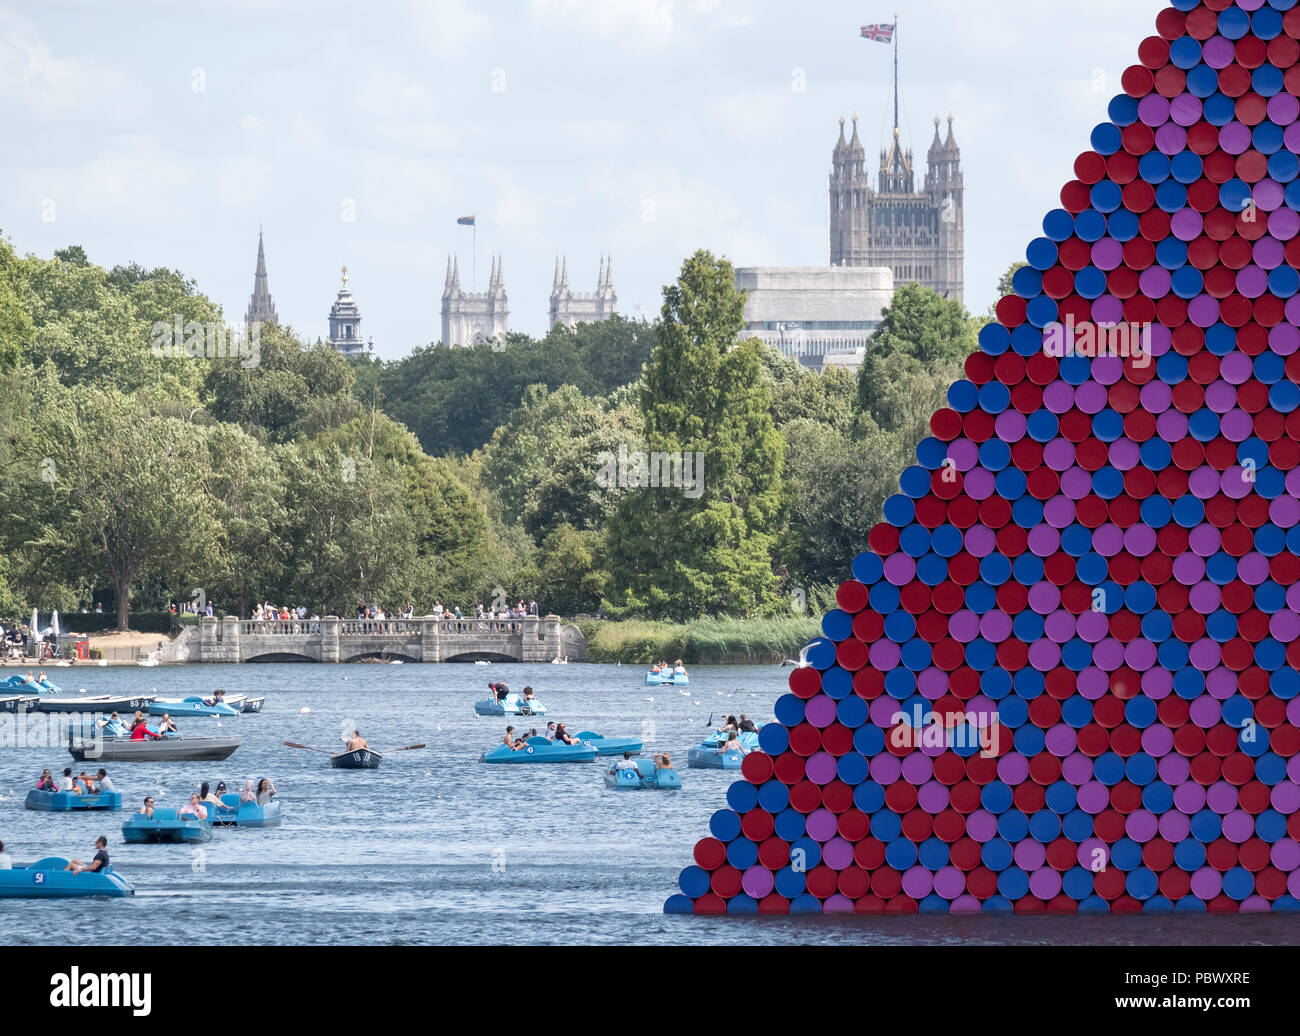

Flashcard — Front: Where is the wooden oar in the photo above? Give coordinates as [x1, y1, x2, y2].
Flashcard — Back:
[382, 743, 426, 753]
[283, 741, 333, 754]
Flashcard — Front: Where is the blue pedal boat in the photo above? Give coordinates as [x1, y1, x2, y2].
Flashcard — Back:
[121, 807, 213, 843]
[147, 696, 239, 718]
[474, 693, 547, 717]
[644, 671, 689, 686]
[0, 857, 133, 898]
[575, 731, 643, 756]
[687, 729, 761, 769]
[25, 789, 123, 812]
[211, 794, 281, 828]
[603, 759, 682, 790]
[480, 736, 596, 763]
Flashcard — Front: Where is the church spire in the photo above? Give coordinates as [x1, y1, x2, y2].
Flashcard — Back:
[245, 230, 277, 326]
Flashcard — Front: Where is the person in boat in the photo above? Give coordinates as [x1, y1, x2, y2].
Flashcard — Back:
[203, 689, 228, 708]
[673, 659, 687, 675]
[139, 796, 156, 819]
[346, 730, 368, 751]
[98, 711, 129, 738]
[37, 768, 55, 791]
[239, 780, 256, 805]
[490, 681, 509, 703]
[0, 841, 10, 870]
[503, 726, 527, 751]
[553, 723, 581, 746]
[179, 793, 208, 820]
[544, 722, 557, 740]
[65, 836, 109, 875]
[211, 781, 233, 812]
[718, 732, 748, 756]
[59, 767, 76, 793]
[156, 713, 178, 735]
[522, 685, 537, 704]
[653, 752, 675, 771]
[199, 781, 223, 809]
[738, 714, 758, 733]
[611, 751, 639, 774]
[95, 769, 115, 794]
[255, 779, 276, 805]
[131, 716, 162, 740]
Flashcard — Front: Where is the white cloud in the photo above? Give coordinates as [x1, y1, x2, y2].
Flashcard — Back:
[0, 6, 147, 127]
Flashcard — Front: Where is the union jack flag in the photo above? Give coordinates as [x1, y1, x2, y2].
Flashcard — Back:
[860, 23, 895, 43]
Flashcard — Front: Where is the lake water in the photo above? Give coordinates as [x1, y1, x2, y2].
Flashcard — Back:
[0, 662, 1292, 945]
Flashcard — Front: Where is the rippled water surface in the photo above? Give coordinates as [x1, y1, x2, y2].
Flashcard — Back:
[0, 663, 1293, 945]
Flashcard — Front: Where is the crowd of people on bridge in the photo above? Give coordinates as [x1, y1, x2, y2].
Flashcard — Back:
[238, 597, 542, 634]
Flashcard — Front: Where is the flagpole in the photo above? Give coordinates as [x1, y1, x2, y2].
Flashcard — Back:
[473, 219, 477, 292]
[893, 13, 899, 133]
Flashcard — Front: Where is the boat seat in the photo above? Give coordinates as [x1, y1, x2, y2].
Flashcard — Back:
[29, 856, 70, 871]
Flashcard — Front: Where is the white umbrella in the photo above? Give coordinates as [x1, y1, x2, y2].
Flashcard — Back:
[51, 610, 60, 638]
[31, 608, 40, 642]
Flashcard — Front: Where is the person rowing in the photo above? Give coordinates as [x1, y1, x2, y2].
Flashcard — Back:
[345, 730, 368, 751]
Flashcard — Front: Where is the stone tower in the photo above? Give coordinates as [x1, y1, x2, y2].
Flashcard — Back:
[548, 255, 618, 329]
[828, 114, 964, 303]
[326, 266, 372, 356]
[440, 254, 509, 347]
[245, 229, 278, 325]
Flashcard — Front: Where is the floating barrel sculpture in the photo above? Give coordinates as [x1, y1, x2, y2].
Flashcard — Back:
[668, 0, 1300, 916]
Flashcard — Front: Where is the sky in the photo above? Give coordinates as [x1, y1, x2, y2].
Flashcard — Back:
[2, 0, 1165, 359]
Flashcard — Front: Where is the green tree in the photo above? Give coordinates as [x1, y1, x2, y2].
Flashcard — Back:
[603, 250, 785, 619]
[513, 524, 607, 616]
[0, 233, 32, 371]
[479, 383, 643, 540]
[279, 444, 419, 612]
[312, 410, 492, 605]
[856, 281, 976, 434]
[205, 324, 360, 443]
[771, 363, 858, 436]
[28, 387, 221, 630]
[198, 423, 289, 616]
[781, 418, 906, 586]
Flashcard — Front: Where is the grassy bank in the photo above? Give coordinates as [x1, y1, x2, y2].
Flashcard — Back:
[577, 615, 822, 665]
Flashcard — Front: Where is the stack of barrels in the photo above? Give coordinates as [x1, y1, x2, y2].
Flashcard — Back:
[668, 0, 1300, 915]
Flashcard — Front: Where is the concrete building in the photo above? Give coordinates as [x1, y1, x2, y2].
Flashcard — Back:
[549, 255, 617, 329]
[829, 113, 964, 303]
[440, 253, 509, 347]
[734, 265, 895, 373]
[326, 266, 373, 356]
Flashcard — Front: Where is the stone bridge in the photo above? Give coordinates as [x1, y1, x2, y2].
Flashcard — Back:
[159, 615, 583, 663]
